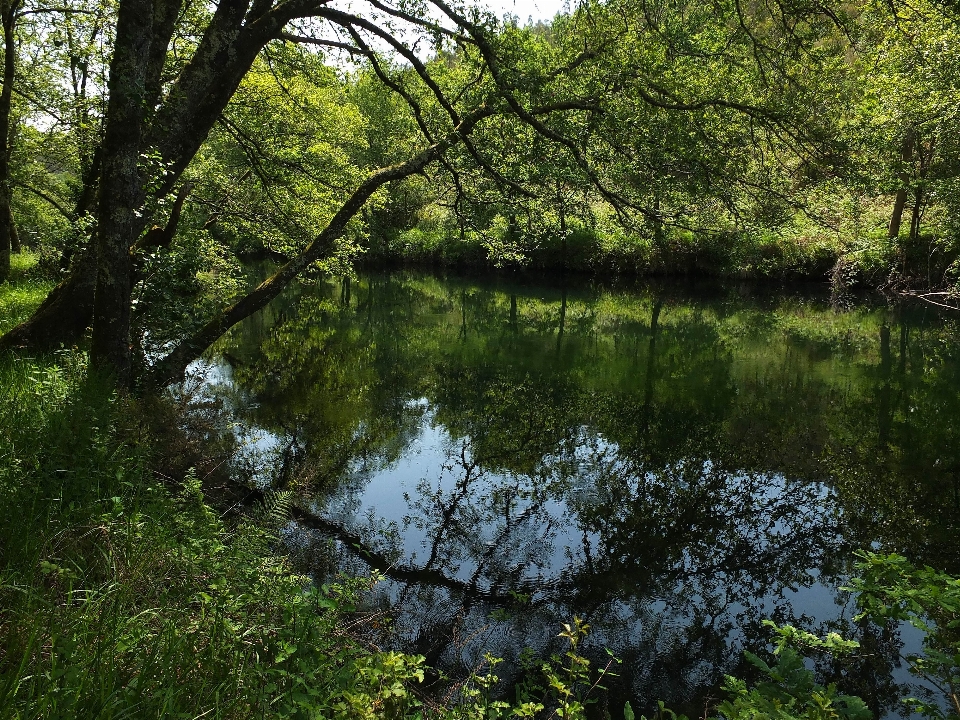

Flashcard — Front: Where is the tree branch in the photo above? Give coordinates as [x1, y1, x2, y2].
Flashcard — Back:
[13, 181, 72, 219]
[145, 103, 500, 389]
[279, 31, 369, 55]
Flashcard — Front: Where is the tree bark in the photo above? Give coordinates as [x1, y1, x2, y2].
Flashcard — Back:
[909, 136, 934, 245]
[90, 0, 155, 385]
[888, 129, 915, 240]
[145, 0, 296, 198]
[58, 146, 102, 270]
[909, 187, 923, 243]
[0, 145, 103, 353]
[557, 179, 567, 273]
[0, 0, 19, 283]
[8, 204, 18, 252]
[0, 211, 7, 282]
[144, 0, 186, 110]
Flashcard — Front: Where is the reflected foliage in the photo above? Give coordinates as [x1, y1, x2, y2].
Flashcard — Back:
[215, 271, 960, 716]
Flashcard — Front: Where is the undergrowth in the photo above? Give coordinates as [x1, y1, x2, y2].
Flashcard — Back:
[0, 251, 55, 334]
[0, 354, 432, 718]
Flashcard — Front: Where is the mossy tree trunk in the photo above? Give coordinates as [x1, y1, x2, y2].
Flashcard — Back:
[0, 0, 20, 283]
[0, 0, 599, 391]
[89, 0, 154, 386]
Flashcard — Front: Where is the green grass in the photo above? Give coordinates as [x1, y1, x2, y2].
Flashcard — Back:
[0, 354, 434, 719]
[0, 251, 55, 334]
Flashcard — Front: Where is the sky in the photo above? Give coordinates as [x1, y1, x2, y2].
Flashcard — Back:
[313, 0, 572, 67]
[481, 0, 568, 23]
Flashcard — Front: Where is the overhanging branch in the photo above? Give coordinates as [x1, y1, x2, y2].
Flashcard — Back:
[279, 31, 369, 55]
[145, 103, 501, 389]
[13, 181, 72, 220]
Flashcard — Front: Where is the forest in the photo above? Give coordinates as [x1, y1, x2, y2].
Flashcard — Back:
[1, 0, 960, 717]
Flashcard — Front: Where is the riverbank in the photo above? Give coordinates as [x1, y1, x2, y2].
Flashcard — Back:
[356, 222, 955, 294]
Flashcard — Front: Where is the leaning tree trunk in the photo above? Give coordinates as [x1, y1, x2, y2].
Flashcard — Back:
[888, 128, 915, 240]
[0, 247, 97, 351]
[0, 0, 19, 283]
[89, 0, 154, 386]
[144, 108, 495, 389]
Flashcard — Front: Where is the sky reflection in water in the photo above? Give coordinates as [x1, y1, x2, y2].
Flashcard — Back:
[206, 271, 960, 717]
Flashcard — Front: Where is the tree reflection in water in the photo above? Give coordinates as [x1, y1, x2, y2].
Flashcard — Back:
[210, 270, 960, 717]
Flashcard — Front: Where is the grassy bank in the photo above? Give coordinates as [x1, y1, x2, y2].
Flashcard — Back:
[360, 204, 956, 291]
[0, 251, 55, 334]
[362, 225, 841, 281]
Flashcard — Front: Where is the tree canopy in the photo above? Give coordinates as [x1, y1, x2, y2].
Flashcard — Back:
[0, 0, 959, 387]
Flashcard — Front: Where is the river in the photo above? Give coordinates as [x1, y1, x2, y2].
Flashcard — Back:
[204, 269, 960, 717]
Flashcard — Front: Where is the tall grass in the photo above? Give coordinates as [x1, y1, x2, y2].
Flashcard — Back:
[0, 251, 55, 334]
[0, 354, 431, 718]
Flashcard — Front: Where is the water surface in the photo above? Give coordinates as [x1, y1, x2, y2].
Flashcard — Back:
[210, 271, 960, 716]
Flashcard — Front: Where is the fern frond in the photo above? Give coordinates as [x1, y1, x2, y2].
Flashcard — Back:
[251, 489, 293, 529]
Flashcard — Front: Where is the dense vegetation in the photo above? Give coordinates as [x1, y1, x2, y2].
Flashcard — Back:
[1, 0, 960, 385]
[2, 0, 960, 717]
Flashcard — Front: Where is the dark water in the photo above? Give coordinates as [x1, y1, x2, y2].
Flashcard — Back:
[207, 270, 960, 717]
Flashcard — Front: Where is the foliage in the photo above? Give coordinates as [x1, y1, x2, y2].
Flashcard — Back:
[438, 621, 604, 720]
[713, 622, 871, 720]
[207, 269, 960, 715]
[190, 47, 367, 260]
[9, 0, 960, 388]
[3, 341, 838, 720]
[4, 0, 960, 707]
[850, 552, 960, 719]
